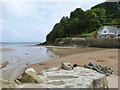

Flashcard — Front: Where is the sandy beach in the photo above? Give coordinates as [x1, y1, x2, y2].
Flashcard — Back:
[28, 46, 118, 88]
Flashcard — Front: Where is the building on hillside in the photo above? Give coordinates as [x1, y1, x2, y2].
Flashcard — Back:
[97, 26, 120, 38]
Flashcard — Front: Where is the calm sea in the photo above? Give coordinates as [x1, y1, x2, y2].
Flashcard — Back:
[1, 42, 57, 64]
[0, 42, 57, 80]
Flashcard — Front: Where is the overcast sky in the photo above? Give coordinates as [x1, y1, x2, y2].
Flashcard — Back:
[0, 0, 106, 42]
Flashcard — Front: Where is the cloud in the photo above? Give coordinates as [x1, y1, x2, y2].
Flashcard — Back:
[1, 1, 106, 42]
[2, 2, 39, 17]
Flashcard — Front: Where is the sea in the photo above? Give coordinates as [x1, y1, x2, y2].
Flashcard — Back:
[0, 42, 57, 80]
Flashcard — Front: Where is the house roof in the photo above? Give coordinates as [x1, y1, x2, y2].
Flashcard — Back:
[98, 26, 120, 34]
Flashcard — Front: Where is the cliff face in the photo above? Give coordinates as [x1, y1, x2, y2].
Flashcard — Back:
[45, 1, 120, 44]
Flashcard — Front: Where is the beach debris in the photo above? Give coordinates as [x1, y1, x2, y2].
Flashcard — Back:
[61, 62, 73, 70]
[84, 63, 114, 76]
[0, 79, 16, 88]
[16, 68, 42, 84]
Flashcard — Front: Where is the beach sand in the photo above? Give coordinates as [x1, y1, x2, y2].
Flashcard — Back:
[47, 46, 105, 57]
[28, 47, 118, 88]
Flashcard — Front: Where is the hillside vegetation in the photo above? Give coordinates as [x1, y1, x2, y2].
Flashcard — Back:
[45, 1, 120, 44]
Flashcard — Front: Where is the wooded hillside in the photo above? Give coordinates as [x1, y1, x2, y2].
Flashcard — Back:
[45, 1, 120, 44]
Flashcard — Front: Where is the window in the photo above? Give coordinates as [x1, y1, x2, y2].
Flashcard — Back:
[103, 30, 107, 33]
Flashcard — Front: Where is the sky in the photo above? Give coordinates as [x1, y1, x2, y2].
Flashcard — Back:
[0, 0, 106, 42]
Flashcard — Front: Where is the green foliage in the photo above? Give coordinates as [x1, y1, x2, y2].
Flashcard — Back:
[46, 2, 119, 43]
[110, 18, 120, 25]
[92, 2, 120, 23]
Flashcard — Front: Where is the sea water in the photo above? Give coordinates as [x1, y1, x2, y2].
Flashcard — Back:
[0, 42, 57, 80]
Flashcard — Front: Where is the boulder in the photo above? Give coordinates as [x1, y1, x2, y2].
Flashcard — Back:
[25, 68, 42, 84]
[61, 62, 73, 70]
[17, 68, 42, 84]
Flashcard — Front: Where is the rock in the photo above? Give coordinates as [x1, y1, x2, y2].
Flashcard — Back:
[16, 65, 108, 88]
[25, 68, 42, 84]
[17, 68, 42, 84]
[17, 72, 37, 83]
[40, 66, 108, 88]
[84, 63, 114, 76]
[61, 62, 73, 70]
[0, 79, 16, 89]
[73, 64, 80, 67]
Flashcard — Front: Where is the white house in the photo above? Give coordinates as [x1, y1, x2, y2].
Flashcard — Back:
[97, 26, 120, 38]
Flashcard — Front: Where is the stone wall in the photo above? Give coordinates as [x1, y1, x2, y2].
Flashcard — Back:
[72, 38, 120, 48]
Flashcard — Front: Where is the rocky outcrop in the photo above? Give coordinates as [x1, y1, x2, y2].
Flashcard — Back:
[41, 66, 108, 88]
[16, 62, 108, 88]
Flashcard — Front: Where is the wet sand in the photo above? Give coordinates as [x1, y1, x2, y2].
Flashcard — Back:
[0, 48, 13, 69]
[47, 46, 105, 57]
[0, 48, 13, 52]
